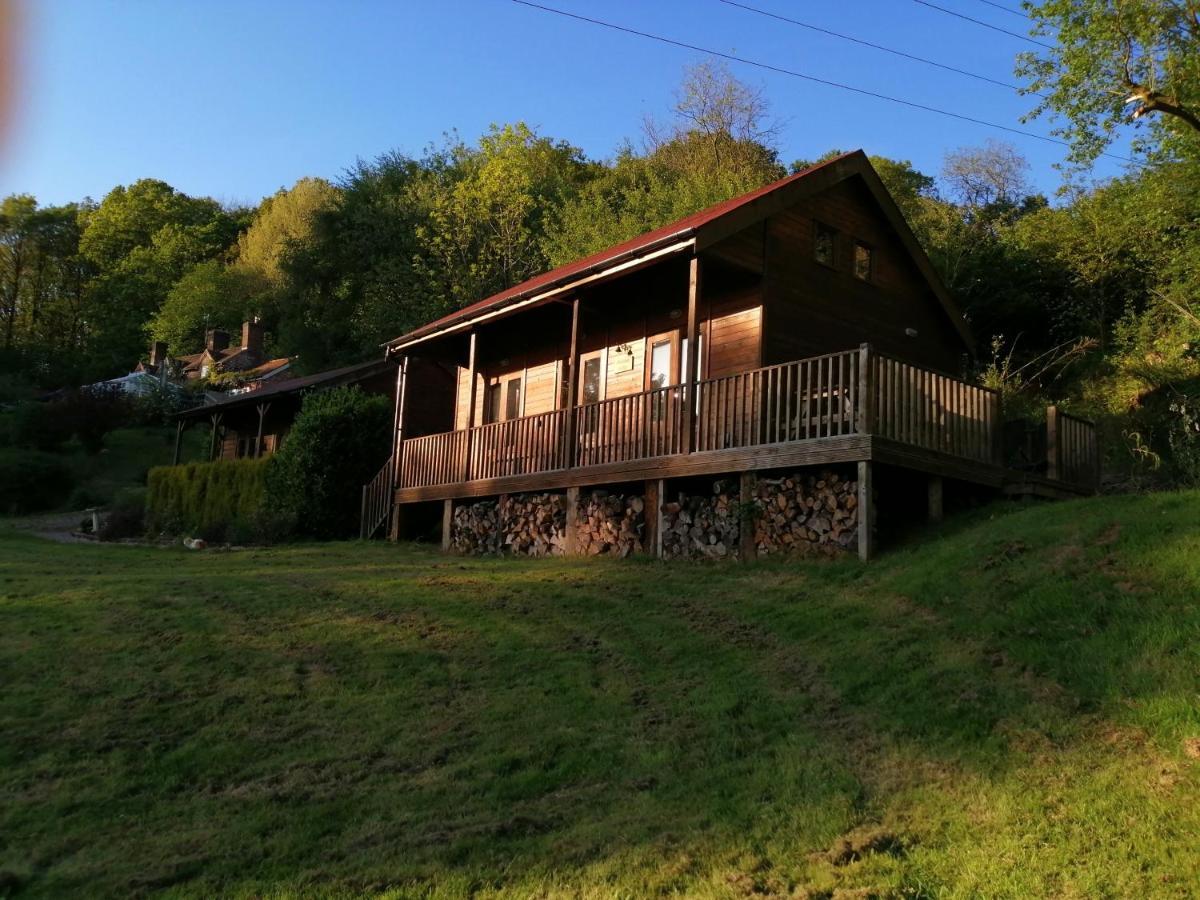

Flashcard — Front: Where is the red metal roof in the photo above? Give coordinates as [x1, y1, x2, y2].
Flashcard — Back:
[386, 151, 860, 348]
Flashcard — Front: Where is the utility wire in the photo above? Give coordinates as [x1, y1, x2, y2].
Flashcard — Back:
[971, 0, 1030, 19]
[719, 0, 1032, 95]
[510, 0, 1135, 165]
[910, 0, 1051, 47]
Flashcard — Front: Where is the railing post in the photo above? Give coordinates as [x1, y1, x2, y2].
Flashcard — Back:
[856, 343, 874, 435]
[463, 332, 479, 482]
[683, 254, 702, 454]
[1046, 404, 1060, 481]
[564, 296, 580, 468]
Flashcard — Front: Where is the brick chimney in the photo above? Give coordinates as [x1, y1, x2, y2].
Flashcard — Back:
[149, 340, 168, 368]
[205, 328, 230, 354]
[241, 318, 264, 360]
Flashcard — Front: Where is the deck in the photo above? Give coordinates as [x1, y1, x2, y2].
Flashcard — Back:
[374, 347, 1097, 514]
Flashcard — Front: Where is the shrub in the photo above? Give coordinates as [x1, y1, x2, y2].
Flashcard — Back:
[10, 401, 75, 451]
[98, 488, 147, 542]
[147, 457, 271, 543]
[0, 449, 75, 514]
[266, 386, 391, 539]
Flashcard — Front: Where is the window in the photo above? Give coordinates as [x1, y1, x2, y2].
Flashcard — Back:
[814, 221, 836, 267]
[505, 378, 522, 420]
[486, 382, 502, 424]
[579, 353, 603, 434]
[853, 241, 874, 281]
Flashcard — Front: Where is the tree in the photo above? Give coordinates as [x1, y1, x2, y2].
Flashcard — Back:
[1018, 0, 1200, 164]
[235, 177, 339, 288]
[150, 260, 268, 353]
[942, 140, 1032, 211]
[546, 64, 784, 265]
[0, 195, 38, 351]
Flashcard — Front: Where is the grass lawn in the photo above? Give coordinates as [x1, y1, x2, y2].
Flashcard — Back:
[1, 492, 1199, 898]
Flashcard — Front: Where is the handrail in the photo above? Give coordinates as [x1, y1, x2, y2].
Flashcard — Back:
[359, 454, 394, 539]
[394, 347, 1024, 489]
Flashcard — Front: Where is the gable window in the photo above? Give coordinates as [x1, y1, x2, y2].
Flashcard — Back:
[813, 221, 836, 267]
[853, 241, 874, 281]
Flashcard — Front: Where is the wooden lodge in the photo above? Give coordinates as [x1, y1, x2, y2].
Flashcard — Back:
[363, 151, 1098, 559]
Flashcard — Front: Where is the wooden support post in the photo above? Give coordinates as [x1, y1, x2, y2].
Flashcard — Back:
[738, 471, 757, 561]
[1045, 404, 1060, 481]
[564, 486, 580, 555]
[642, 479, 660, 558]
[388, 356, 408, 542]
[208, 413, 222, 461]
[172, 419, 185, 465]
[650, 478, 666, 559]
[463, 333, 479, 482]
[856, 343, 874, 434]
[564, 296, 580, 468]
[857, 460, 874, 562]
[254, 402, 270, 458]
[441, 499, 453, 552]
[683, 254, 702, 454]
[927, 475, 943, 524]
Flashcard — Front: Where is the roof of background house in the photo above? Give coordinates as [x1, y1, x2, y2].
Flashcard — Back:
[176, 357, 395, 419]
[385, 149, 972, 351]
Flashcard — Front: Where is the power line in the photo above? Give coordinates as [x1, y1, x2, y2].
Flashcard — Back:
[971, 0, 1029, 19]
[910, 0, 1052, 48]
[509, 0, 1134, 165]
[719, 0, 1030, 95]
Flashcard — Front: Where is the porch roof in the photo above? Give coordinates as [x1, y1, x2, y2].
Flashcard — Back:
[383, 149, 973, 354]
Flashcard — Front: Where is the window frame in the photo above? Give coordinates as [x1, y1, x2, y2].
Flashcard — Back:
[813, 220, 837, 269]
[853, 239, 875, 282]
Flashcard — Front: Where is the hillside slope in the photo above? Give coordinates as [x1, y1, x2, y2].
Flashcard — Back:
[1, 493, 1198, 898]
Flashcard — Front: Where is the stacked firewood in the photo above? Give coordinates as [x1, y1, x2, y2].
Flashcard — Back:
[751, 471, 859, 557]
[575, 490, 644, 557]
[451, 493, 567, 556]
[661, 479, 741, 560]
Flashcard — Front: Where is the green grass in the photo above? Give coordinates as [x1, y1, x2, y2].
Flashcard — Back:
[1, 492, 1199, 898]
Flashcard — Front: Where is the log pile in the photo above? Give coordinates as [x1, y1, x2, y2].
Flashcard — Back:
[450, 493, 567, 556]
[751, 471, 859, 557]
[574, 490, 645, 557]
[661, 479, 741, 560]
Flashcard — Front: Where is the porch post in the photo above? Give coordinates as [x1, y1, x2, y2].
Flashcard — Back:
[208, 412, 222, 461]
[254, 402, 270, 457]
[441, 499, 454, 551]
[738, 472, 757, 561]
[857, 460, 874, 562]
[683, 254, 702, 454]
[462, 332, 479, 482]
[388, 355, 408, 542]
[856, 343, 874, 434]
[564, 296, 581, 468]
[172, 419, 185, 465]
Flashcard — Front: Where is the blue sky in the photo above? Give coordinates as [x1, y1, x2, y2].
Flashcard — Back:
[0, 0, 1135, 207]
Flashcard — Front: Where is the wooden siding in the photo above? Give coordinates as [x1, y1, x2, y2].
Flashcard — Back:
[762, 176, 967, 374]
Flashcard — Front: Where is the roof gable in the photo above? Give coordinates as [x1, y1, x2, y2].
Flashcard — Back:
[386, 150, 971, 351]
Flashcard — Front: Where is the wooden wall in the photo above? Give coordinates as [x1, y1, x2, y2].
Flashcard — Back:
[760, 175, 967, 374]
[448, 259, 763, 429]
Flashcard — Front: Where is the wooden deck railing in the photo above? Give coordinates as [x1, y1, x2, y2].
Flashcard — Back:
[872, 354, 1002, 465]
[359, 454, 394, 539]
[575, 383, 684, 466]
[471, 409, 570, 479]
[1047, 406, 1099, 489]
[695, 349, 862, 451]
[391, 346, 1096, 492]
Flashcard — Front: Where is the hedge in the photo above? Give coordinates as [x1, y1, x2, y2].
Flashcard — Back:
[0, 448, 75, 514]
[146, 457, 272, 543]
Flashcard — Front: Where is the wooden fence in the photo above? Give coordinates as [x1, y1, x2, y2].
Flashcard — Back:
[1047, 405, 1100, 489]
[359, 454, 394, 539]
[872, 354, 1002, 465]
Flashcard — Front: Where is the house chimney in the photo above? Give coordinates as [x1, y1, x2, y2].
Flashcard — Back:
[206, 328, 230, 354]
[241, 318, 264, 359]
[149, 340, 168, 368]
